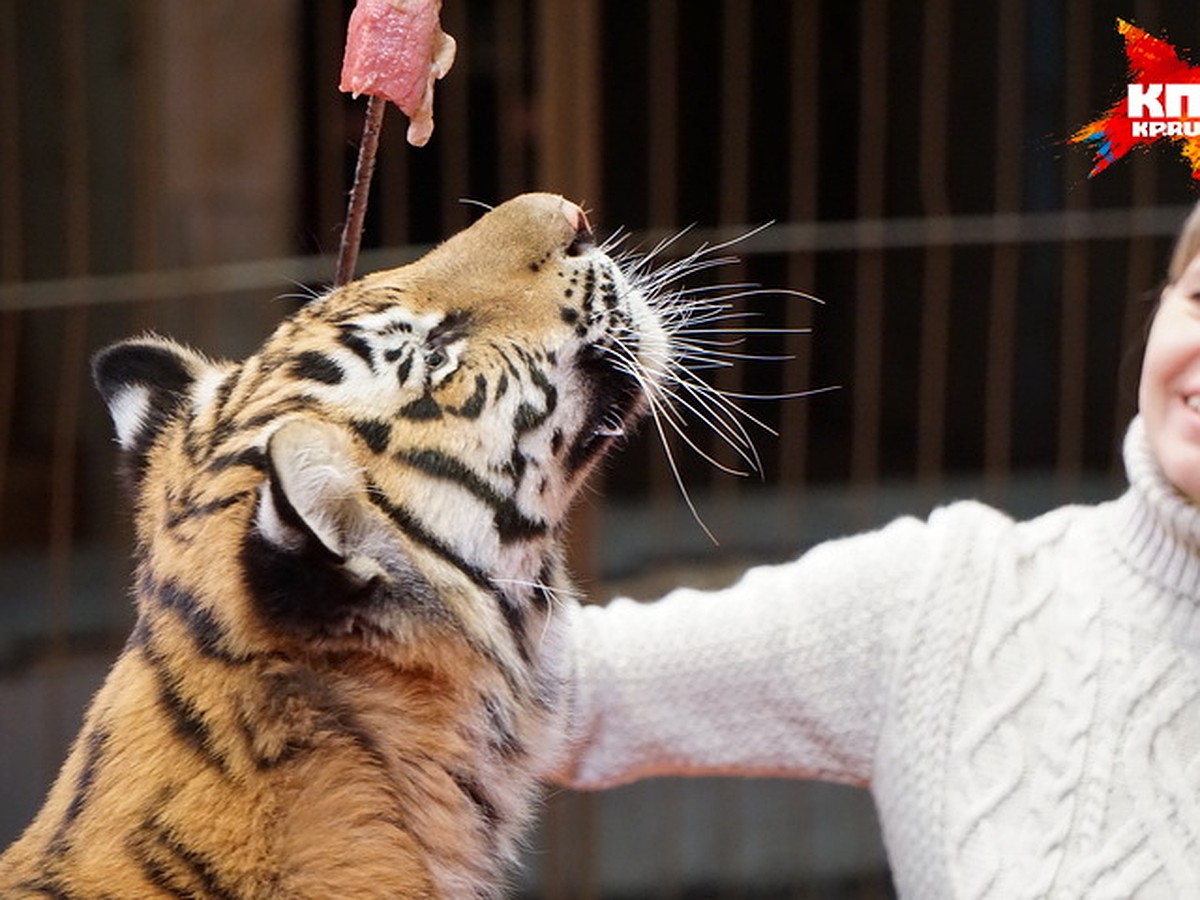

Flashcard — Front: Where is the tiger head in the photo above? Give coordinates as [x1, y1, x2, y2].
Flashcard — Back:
[93, 193, 669, 659]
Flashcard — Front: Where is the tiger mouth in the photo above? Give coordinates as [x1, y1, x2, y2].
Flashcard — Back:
[568, 343, 646, 467]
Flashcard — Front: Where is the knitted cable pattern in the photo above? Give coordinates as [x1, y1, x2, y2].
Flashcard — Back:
[561, 416, 1200, 898]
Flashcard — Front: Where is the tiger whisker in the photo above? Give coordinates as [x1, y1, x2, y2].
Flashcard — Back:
[599, 341, 732, 537]
[457, 197, 496, 213]
[609, 220, 828, 534]
[489, 577, 582, 605]
[655, 385, 766, 472]
[640, 381, 760, 472]
[655, 285, 819, 308]
[643, 352, 782, 439]
[275, 279, 328, 306]
[641, 381, 722, 544]
[676, 326, 811, 336]
[609, 326, 777, 458]
[605, 345, 763, 474]
[671, 341, 795, 363]
[618, 222, 782, 293]
[648, 366, 767, 449]
[598, 227, 633, 257]
[489, 577, 583, 650]
[718, 384, 842, 402]
[673, 351, 794, 368]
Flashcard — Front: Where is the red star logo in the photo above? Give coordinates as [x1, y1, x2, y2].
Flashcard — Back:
[1071, 19, 1200, 181]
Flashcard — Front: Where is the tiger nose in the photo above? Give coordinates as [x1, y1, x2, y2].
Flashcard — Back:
[508, 192, 594, 255]
[563, 201, 595, 257]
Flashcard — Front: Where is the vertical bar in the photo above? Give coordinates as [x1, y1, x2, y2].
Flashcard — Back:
[718, 1, 750, 227]
[377, 117, 412, 250]
[535, 8, 602, 896]
[61, 1, 91, 286]
[780, 1, 819, 500]
[495, 1, 527, 200]
[851, 0, 888, 515]
[983, 0, 1024, 497]
[653, 782, 685, 900]
[648, 0, 679, 226]
[131, 0, 163, 330]
[1057, 0, 1092, 495]
[917, 0, 952, 492]
[183, 3, 222, 346]
[1113, 0, 1161, 459]
[714, 0, 752, 520]
[437, 1, 470, 234]
[537, 0, 603, 586]
[149, 1, 299, 344]
[47, 0, 93, 755]
[317, 1, 346, 240]
[335, 96, 387, 287]
[330, 3, 393, 254]
[0, 1, 23, 534]
[778, 0, 821, 568]
[536, 0, 601, 209]
[0, 2, 20, 280]
[646, 2, 680, 539]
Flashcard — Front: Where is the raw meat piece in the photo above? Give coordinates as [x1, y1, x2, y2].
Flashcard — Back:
[339, 0, 457, 147]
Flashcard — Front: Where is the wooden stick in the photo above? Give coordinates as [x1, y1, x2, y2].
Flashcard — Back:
[334, 94, 387, 287]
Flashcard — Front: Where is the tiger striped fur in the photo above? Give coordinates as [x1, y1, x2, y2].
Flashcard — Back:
[0, 194, 672, 898]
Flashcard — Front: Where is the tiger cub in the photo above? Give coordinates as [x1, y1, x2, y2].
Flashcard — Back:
[0, 194, 671, 898]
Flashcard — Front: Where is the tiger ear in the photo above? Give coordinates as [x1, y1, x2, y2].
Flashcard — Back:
[92, 335, 218, 458]
[249, 418, 437, 631]
[256, 418, 389, 586]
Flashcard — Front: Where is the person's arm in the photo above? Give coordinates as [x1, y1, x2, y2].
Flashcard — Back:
[558, 513, 935, 789]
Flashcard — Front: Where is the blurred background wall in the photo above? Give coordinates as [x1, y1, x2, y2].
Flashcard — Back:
[3, 1, 1200, 896]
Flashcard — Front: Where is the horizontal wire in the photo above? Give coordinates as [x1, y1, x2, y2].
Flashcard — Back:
[4, 204, 1190, 313]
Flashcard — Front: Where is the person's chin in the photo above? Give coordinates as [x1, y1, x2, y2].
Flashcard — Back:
[1156, 439, 1200, 505]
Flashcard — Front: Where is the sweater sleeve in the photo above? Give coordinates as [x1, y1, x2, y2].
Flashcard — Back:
[556, 513, 935, 789]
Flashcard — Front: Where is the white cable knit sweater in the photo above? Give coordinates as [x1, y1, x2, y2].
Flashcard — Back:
[560, 417, 1200, 898]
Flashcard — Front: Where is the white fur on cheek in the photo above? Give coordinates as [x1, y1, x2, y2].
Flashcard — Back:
[108, 384, 152, 450]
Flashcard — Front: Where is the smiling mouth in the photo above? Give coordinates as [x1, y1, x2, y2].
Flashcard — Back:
[1187, 395, 1200, 413]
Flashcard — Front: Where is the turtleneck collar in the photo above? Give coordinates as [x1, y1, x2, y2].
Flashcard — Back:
[1108, 415, 1200, 600]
